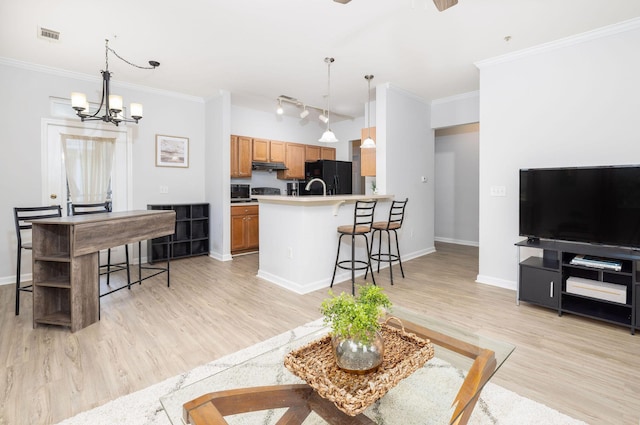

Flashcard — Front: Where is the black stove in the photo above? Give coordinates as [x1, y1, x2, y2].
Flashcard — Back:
[251, 187, 281, 196]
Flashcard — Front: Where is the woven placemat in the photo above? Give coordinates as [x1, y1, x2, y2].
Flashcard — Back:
[284, 320, 435, 416]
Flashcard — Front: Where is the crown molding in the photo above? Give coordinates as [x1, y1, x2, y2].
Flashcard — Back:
[0, 56, 205, 103]
[476, 17, 640, 69]
[431, 90, 479, 105]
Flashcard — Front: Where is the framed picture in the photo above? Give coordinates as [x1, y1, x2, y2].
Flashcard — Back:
[156, 135, 189, 168]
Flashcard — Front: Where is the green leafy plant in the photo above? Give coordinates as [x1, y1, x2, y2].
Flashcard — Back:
[320, 284, 392, 344]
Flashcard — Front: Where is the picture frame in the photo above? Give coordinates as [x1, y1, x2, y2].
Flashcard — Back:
[155, 134, 189, 168]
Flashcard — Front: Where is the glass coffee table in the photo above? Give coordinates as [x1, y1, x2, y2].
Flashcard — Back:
[160, 307, 514, 425]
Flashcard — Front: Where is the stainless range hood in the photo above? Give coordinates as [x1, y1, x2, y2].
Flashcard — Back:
[252, 161, 288, 171]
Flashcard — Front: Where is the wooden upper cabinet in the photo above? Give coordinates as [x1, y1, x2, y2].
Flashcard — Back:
[360, 127, 376, 177]
[252, 138, 270, 162]
[277, 143, 305, 180]
[269, 141, 286, 163]
[306, 146, 335, 162]
[253, 139, 286, 163]
[321, 147, 336, 160]
[305, 145, 321, 162]
[231, 136, 252, 178]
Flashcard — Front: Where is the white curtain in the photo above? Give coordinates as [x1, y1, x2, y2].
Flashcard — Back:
[61, 134, 116, 203]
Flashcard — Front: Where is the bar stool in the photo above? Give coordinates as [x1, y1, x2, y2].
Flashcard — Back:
[330, 200, 378, 295]
[71, 202, 131, 290]
[13, 205, 62, 315]
[367, 198, 408, 285]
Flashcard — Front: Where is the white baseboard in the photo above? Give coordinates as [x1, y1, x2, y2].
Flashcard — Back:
[476, 274, 517, 291]
[434, 236, 479, 247]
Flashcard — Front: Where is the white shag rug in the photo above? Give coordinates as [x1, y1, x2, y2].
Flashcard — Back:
[56, 320, 588, 425]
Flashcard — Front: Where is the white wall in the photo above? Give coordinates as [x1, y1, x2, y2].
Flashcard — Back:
[476, 19, 640, 290]
[434, 123, 479, 246]
[431, 91, 480, 129]
[0, 60, 205, 284]
[377, 84, 435, 259]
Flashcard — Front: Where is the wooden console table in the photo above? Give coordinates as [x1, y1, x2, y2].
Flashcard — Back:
[31, 210, 176, 332]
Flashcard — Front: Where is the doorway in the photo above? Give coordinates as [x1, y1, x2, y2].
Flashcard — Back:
[41, 118, 133, 260]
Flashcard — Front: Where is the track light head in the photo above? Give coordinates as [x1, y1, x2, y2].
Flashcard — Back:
[276, 99, 284, 115]
[319, 113, 329, 124]
[300, 107, 309, 119]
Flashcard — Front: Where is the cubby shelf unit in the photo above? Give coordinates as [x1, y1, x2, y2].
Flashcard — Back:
[147, 203, 209, 263]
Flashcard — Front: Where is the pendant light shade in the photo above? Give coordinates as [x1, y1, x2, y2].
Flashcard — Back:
[361, 74, 376, 149]
[319, 57, 338, 143]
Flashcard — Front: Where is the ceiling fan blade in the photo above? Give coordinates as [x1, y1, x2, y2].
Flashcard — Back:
[433, 0, 458, 12]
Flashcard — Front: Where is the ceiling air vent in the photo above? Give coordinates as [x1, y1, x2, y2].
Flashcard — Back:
[38, 27, 60, 41]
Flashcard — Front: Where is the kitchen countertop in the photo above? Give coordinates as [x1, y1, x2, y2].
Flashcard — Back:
[230, 201, 260, 207]
[252, 194, 392, 205]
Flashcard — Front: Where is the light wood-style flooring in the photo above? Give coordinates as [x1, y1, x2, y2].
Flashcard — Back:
[0, 243, 638, 425]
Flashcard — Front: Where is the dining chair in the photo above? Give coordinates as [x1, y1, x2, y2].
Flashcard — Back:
[13, 205, 62, 315]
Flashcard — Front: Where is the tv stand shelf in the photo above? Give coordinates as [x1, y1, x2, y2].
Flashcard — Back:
[516, 239, 639, 334]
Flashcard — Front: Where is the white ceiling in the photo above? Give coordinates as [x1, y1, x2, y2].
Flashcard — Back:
[2, 0, 640, 120]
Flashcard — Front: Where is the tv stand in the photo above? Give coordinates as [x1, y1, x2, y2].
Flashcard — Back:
[516, 239, 639, 335]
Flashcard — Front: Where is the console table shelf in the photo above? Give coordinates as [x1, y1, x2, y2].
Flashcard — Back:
[517, 239, 639, 334]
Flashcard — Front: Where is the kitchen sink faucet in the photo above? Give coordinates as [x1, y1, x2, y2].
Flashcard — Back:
[305, 178, 327, 196]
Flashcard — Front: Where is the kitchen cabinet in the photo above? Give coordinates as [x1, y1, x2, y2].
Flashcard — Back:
[321, 147, 336, 160]
[253, 139, 286, 163]
[360, 127, 376, 176]
[231, 205, 259, 254]
[305, 145, 321, 162]
[277, 143, 305, 180]
[306, 146, 336, 162]
[230, 136, 252, 178]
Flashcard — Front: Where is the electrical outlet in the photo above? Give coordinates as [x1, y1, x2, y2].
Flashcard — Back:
[287, 247, 293, 259]
[490, 186, 506, 197]
[159, 186, 169, 194]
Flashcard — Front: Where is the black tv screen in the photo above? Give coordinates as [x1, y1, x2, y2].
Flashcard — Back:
[519, 165, 640, 248]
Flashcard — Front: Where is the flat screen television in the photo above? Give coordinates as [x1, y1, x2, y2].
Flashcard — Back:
[519, 165, 640, 249]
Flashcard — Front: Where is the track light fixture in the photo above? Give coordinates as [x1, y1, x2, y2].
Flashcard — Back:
[318, 57, 338, 143]
[361, 75, 376, 149]
[319, 112, 329, 123]
[300, 106, 309, 119]
[71, 39, 159, 126]
[276, 99, 284, 115]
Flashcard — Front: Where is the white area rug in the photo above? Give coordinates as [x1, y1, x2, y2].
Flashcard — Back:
[56, 320, 587, 425]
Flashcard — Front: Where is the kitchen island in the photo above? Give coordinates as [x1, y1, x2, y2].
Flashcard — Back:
[252, 194, 393, 294]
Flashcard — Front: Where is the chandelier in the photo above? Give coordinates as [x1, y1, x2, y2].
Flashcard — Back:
[71, 39, 160, 126]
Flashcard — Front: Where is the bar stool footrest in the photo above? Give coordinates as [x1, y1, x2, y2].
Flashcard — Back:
[336, 260, 371, 272]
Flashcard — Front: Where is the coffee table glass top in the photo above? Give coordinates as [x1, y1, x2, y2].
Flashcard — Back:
[160, 306, 515, 425]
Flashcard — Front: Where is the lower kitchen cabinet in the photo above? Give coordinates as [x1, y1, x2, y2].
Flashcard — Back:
[231, 205, 259, 254]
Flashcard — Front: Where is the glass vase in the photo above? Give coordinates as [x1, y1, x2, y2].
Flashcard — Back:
[331, 331, 384, 374]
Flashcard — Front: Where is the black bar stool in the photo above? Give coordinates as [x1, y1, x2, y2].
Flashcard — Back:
[13, 205, 62, 315]
[330, 200, 378, 295]
[367, 198, 408, 285]
[71, 202, 131, 290]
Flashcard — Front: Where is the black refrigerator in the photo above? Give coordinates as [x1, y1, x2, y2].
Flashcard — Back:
[301, 160, 352, 195]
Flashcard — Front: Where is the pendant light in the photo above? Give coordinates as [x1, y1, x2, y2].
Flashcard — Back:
[361, 75, 376, 149]
[319, 57, 338, 143]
